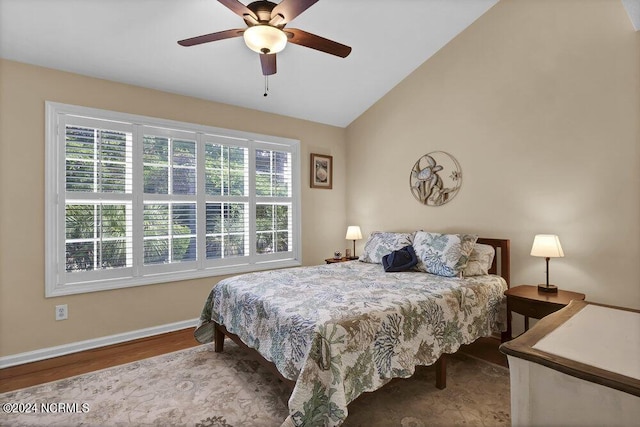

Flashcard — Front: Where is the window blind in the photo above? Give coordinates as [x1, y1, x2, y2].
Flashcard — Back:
[46, 102, 301, 297]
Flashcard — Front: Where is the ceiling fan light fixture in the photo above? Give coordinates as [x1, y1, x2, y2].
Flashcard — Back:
[243, 25, 287, 54]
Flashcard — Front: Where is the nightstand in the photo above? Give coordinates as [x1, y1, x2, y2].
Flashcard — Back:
[504, 285, 585, 341]
[324, 257, 358, 264]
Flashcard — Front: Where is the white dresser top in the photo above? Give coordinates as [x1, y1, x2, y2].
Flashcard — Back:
[532, 304, 640, 380]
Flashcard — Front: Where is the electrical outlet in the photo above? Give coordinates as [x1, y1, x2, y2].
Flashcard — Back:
[55, 304, 68, 321]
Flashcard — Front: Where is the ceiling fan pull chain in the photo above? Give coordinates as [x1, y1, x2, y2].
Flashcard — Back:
[264, 75, 269, 97]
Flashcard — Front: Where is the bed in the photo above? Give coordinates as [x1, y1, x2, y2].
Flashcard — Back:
[195, 233, 510, 426]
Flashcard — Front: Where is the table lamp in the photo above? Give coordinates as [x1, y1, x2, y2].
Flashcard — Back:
[345, 226, 362, 259]
[530, 234, 564, 293]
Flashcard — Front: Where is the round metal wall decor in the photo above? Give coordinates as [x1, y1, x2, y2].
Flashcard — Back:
[410, 151, 462, 206]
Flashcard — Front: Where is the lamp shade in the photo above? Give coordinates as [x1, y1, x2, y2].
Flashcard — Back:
[243, 25, 287, 54]
[345, 226, 362, 241]
[530, 234, 564, 258]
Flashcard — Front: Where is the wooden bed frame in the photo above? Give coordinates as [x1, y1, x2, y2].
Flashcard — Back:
[213, 237, 511, 391]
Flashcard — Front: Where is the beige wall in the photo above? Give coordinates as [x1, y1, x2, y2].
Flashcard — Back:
[2, 0, 639, 358]
[0, 59, 347, 356]
[346, 0, 640, 315]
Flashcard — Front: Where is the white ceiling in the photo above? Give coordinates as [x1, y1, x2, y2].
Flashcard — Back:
[2, 0, 497, 127]
[622, 0, 640, 30]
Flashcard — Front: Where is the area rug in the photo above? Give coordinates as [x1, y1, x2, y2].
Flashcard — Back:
[0, 342, 509, 426]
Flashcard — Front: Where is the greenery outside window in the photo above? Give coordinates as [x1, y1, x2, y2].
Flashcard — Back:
[46, 102, 301, 297]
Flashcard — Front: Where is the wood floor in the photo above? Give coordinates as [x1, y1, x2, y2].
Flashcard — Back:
[0, 329, 201, 393]
[0, 329, 506, 394]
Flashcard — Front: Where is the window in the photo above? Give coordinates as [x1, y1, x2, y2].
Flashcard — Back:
[46, 102, 301, 296]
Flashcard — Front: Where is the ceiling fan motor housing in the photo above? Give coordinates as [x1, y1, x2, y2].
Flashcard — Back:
[244, 1, 281, 26]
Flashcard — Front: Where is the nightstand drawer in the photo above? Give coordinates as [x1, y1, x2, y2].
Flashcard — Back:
[508, 297, 563, 320]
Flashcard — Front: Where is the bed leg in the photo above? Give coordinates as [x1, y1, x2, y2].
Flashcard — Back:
[435, 354, 447, 389]
[214, 323, 225, 353]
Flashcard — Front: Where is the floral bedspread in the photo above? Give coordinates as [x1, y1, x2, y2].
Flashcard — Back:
[196, 261, 507, 427]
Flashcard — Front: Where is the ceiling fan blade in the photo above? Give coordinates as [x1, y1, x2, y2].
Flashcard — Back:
[260, 53, 277, 76]
[271, 0, 318, 25]
[218, 0, 258, 21]
[285, 28, 351, 58]
[178, 29, 244, 47]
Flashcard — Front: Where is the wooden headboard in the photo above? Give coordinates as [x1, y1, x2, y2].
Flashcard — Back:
[476, 238, 511, 288]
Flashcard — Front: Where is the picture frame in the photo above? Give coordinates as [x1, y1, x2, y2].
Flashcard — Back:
[310, 153, 333, 189]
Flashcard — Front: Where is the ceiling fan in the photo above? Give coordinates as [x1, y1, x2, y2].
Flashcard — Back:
[177, 0, 352, 76]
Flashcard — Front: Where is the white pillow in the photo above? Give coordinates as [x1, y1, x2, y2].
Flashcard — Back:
[462, 243, 495, 277]
[359, 232, 414, 264]
[413, 231, 477, 277]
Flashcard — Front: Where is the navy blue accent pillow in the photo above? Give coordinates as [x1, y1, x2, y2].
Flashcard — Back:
[382, 245, 418, 272]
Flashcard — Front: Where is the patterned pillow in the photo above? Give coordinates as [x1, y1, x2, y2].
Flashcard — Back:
[359, 232, 414, 264]
[413, 231, 478, 277]
[462, 243, 495, 277]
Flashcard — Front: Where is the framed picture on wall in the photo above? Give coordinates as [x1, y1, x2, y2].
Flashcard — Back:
[310, 153, 333, 189]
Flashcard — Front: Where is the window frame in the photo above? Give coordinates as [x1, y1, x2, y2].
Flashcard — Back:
[45, 102, 301, 297]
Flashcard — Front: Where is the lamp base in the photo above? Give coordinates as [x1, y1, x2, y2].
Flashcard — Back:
[538, 284, 558, 293]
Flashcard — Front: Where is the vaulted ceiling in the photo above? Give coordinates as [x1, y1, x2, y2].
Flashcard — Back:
[1, 0, 637, 127]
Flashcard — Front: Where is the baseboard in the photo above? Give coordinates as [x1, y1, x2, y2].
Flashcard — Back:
[0, 318, 199, 369]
